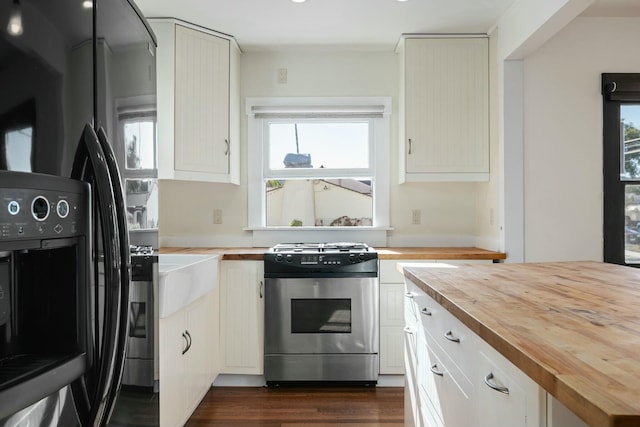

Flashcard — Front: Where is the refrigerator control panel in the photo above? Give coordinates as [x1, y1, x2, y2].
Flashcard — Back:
[0, 177, 88, 242]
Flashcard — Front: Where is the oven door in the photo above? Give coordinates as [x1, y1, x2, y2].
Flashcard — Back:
[264, 277, 379, 355]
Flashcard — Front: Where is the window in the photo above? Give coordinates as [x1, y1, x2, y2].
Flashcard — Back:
[602, 74, 640, 265]
[0, 99, 35, 172]
[247, 97, 390, 229]
[117, 101, 158, 230]
[3, 126, 33, 172]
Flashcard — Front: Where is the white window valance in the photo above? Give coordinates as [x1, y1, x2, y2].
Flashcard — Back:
[246, 96, 391, 119]
[250, 104, 386, 119]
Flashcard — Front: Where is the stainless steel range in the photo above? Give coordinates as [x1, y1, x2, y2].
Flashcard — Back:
[122, 245, 158, 390]
[264, 243, 379, 385]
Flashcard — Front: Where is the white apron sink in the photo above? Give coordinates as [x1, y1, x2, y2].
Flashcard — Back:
[158, 253, 219, 318]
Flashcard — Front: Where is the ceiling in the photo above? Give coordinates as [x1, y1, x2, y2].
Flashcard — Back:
[134, 0, 640, 52]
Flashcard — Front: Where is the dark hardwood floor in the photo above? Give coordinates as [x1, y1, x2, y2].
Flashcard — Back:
[185, 386, 404, 427]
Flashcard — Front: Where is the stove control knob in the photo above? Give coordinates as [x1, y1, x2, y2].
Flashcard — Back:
[275, 253, 284, 262]
[285, 254, 293, 263]
[349, 253, 357, 263]
[358, 253, 366, 260]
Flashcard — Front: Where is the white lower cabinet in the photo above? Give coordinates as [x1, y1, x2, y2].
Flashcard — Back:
[474, 348, 533, 427]
[219, 260, 264, 374]
[382, 259, 490, 375]
[159, 290, 217, 427]
[380, 281, 406, 374]
[403, 276, 590, 427]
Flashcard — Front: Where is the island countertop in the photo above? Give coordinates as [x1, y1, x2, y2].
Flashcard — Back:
[401, 261, 640, 427]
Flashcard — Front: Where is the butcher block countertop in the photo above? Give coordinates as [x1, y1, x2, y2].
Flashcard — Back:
[401, 261, 640, 427]
[160, 246, 506, 261]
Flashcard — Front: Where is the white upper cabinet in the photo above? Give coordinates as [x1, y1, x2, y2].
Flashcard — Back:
[398, 37, 489, 182]
[151, 19, 240, 184]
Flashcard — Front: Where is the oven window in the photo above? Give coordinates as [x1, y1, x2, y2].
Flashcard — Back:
[291, 299, 351, 333]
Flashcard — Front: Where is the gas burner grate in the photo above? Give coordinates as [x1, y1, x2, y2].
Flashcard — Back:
[272, 242, 370, 253]
[130, 245, 154, 255]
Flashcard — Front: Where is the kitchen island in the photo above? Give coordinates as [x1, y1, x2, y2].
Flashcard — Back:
[402, 261, 640, 427]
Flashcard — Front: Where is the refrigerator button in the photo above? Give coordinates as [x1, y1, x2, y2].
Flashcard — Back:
[8, 201, 19, 215]
[57, 200, 70, 218]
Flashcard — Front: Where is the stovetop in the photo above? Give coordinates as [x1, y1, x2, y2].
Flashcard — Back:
[264, 243, 378, 277]
[271, 242, 372, 254]
[130, 245, 155, 256]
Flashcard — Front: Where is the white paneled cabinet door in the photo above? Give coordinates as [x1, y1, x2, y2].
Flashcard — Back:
[380, 282, 405, 374]
[175, 25, 230, 176]
[159, 309, 187, 427]
[219, 261, 265, 374]
[159, 291, 217, 427]
[183, 292, 215, 416]
[401, 37, 489, 181]
[474, 350, 528, 427]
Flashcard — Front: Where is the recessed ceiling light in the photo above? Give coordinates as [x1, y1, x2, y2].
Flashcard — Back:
[397, 0, 409, 2]
[82, 0, 93, 8]
[291, 0, 307, 3]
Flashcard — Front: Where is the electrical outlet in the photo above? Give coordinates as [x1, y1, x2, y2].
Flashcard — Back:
[277, 68, 287, 84]
[411, 209, 421, 225]
[213, 209, 223, 224]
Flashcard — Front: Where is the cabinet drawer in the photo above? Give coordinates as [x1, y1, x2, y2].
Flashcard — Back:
[404, 283, 422, 326]
[474, 350, 528, 427]
[417, 291, 476, 386]
[418, 335, 470, 427]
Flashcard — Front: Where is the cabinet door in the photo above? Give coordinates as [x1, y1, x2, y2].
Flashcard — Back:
[404, 37, 489, 178]
[474, 350, 527, 427]
[219, 261, 264, 374]
[159, 310, 187, 427]
[183, 293, 215, 415]
[380, 282, 405, 374]
[174, 25, 230, 175]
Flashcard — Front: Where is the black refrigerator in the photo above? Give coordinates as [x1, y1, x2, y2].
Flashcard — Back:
[0, 0, 157, 426]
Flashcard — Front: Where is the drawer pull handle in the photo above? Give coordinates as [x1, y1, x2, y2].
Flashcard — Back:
[403, 326, 414, 335]
[430, 364, 444, 377]
[444, 330, 460, 343]
[404, 292, 414, 299]
[484, 373, 509, 395]
[421, 307, 432, 316]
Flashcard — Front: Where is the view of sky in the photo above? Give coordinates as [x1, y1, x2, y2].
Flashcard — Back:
[267, 121, 370, 170]
[622, 105, 640, 130]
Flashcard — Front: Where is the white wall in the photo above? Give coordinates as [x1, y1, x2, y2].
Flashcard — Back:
[159, 48, 499, 247]
[522, 17, 640, 262]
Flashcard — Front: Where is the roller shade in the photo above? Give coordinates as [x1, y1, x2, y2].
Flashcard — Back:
[602, 74, 640, 102]
[251, 104, 386, 119]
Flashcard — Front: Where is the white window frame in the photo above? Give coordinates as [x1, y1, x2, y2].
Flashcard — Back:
[247, 96, 391, 231]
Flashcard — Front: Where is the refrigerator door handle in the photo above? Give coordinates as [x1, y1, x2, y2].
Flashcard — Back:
[96, 127, 132, 423]
[71, 124, 124, 427]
